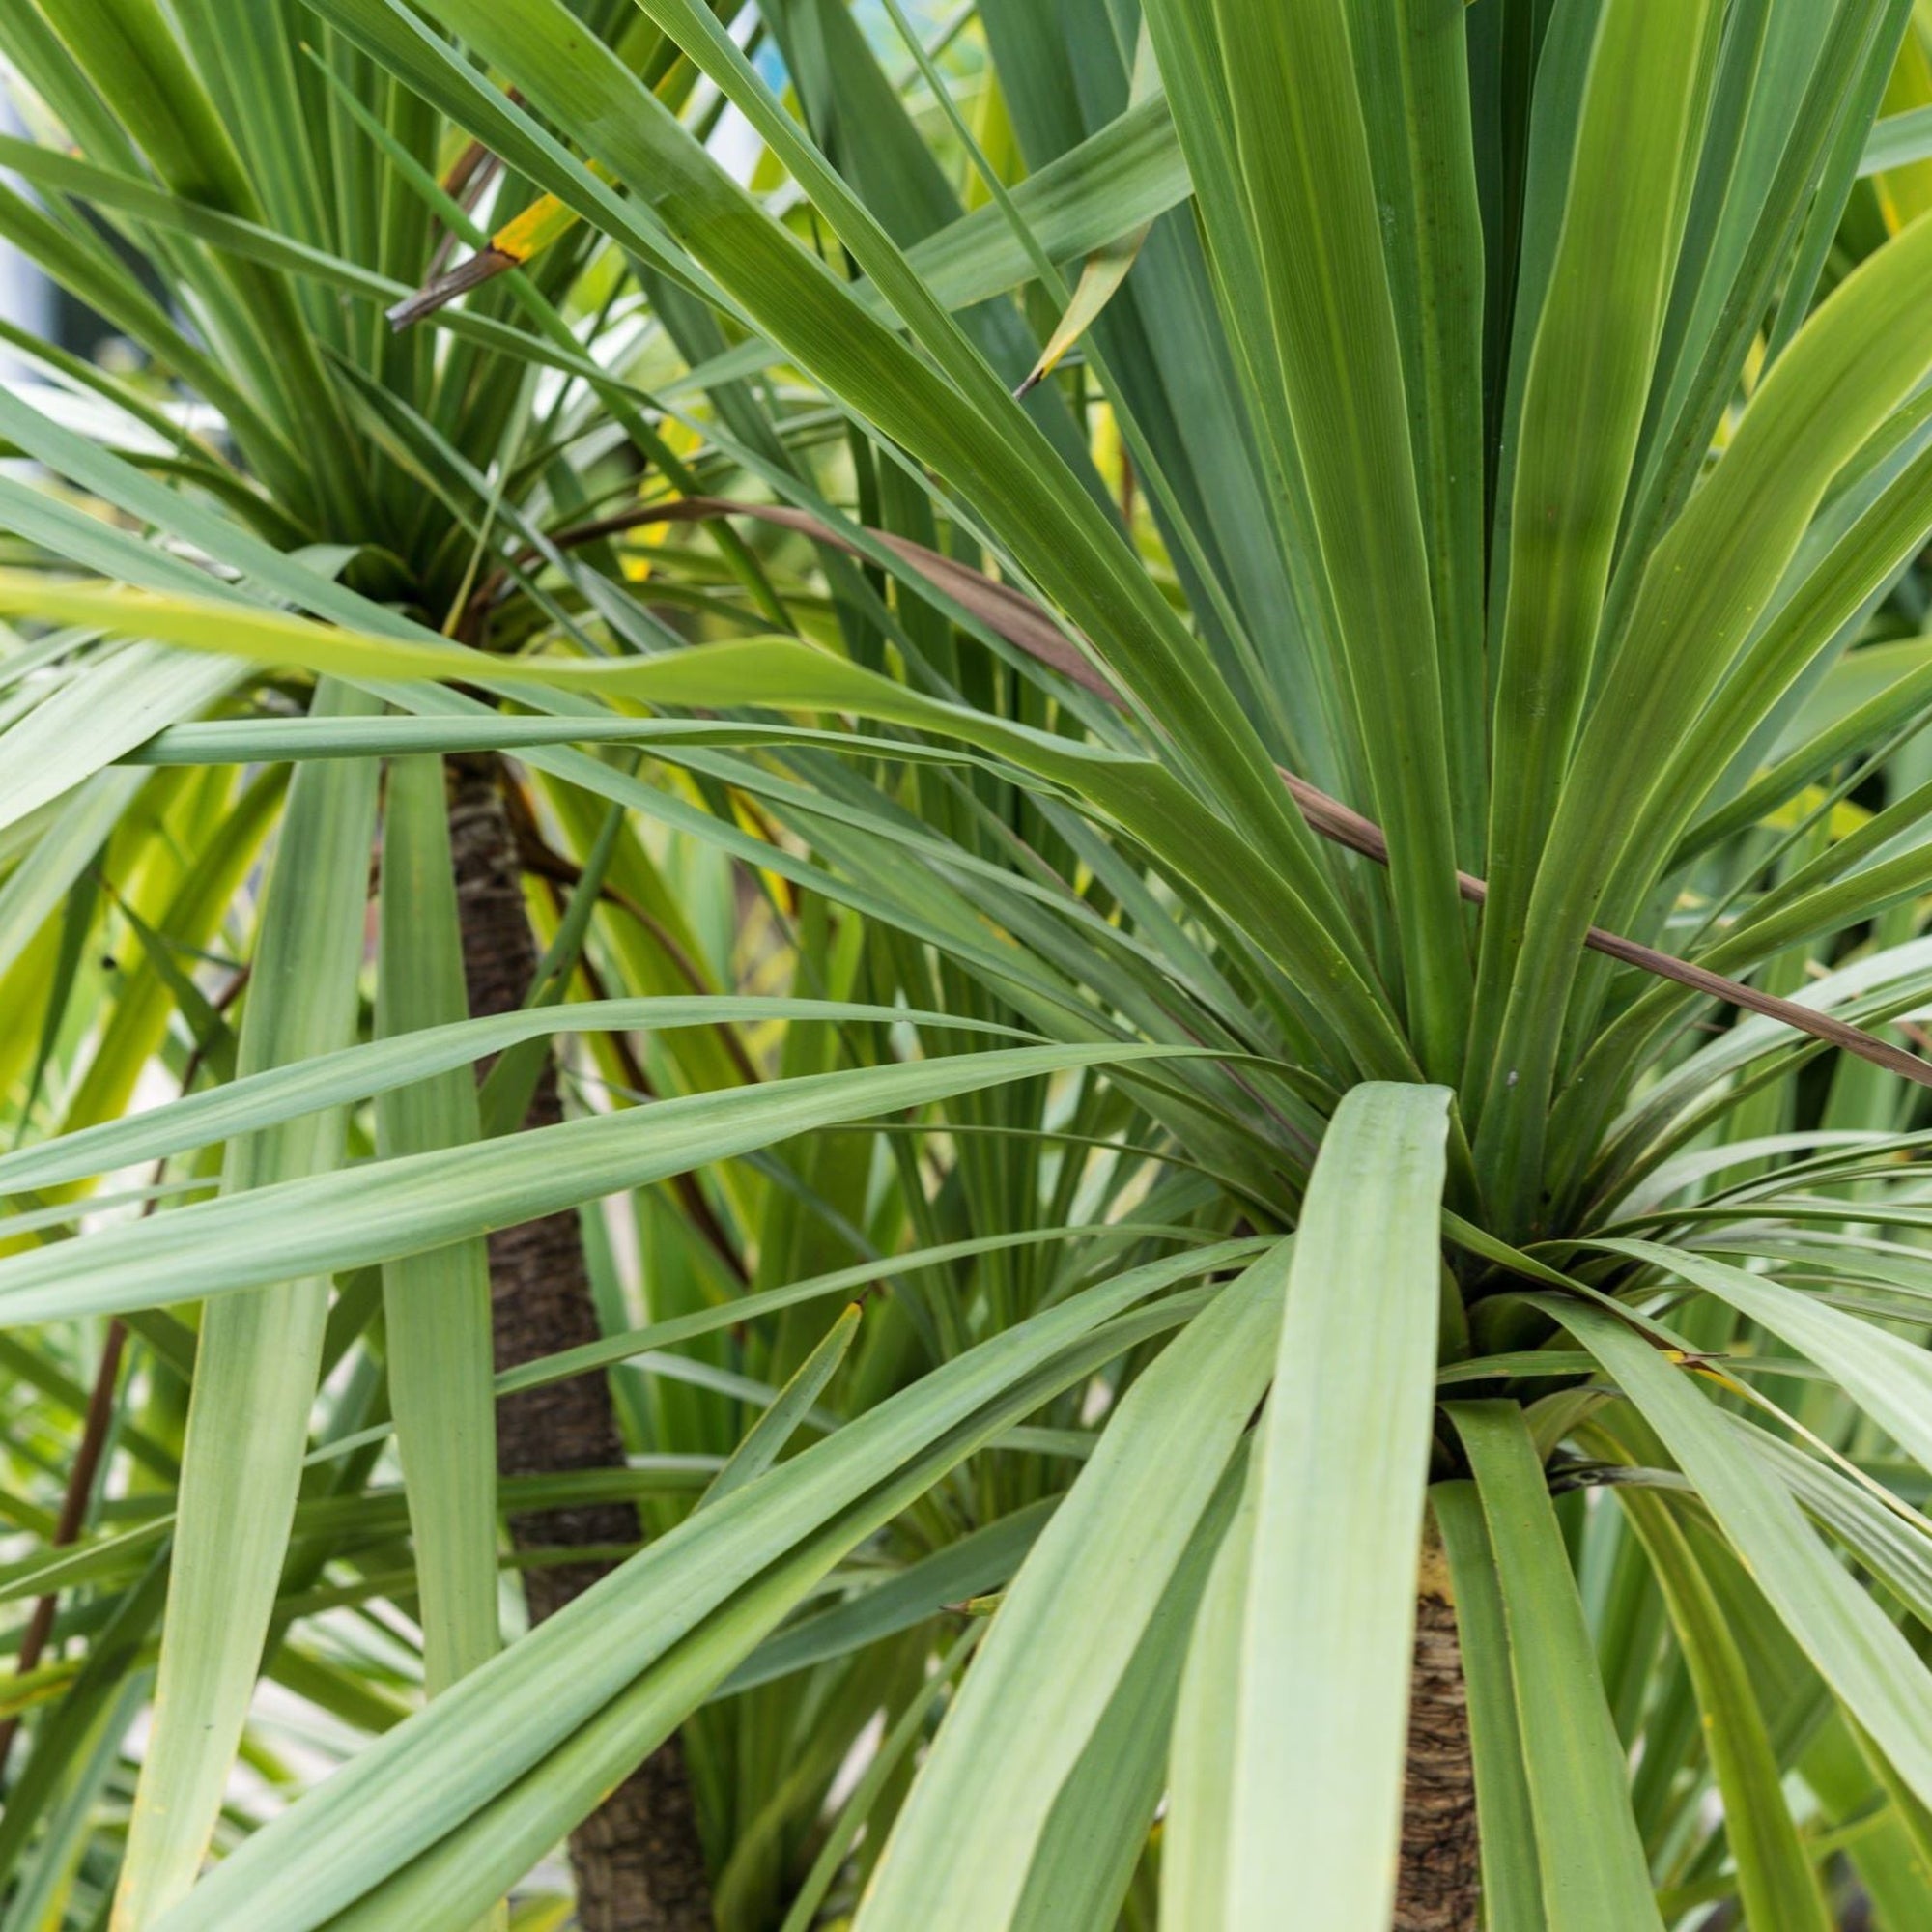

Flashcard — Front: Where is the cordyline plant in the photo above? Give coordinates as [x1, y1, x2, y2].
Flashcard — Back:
[6, 0, 1932, 1927]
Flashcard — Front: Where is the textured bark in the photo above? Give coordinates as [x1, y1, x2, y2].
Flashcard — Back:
[448, 755, 712, 1932]
[1395, 1588, 1481, 1932]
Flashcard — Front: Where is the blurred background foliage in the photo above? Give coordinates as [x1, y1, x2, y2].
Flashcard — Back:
[2, 2, 1932, 1930]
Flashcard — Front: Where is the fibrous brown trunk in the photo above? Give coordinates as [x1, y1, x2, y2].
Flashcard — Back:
[1395, 1585, 1481, 1932]
[448, 755, 712, 1932]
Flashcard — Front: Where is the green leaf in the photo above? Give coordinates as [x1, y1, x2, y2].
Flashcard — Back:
[1343, 0, 1489, 865]
[1590, 1236, 1932, 1478]
[900, 92, 1187, 305]
[155, 1243, 1264, 1931]
[701, 1301, 861, 1509]
[1676, 428, 1932, 840]
[0, 1043, 1195, 1327]
[721, 1496, 1057, 1698]
[855, 1240, 1285, 1928]
[1483, 203, 1932, 1224]
[1743, 1424, 1932, 1633]
[1553, 1297, 1932, 1818]
[1151, 0, 1471, 1075]
[1447, 1400, 1662, 1932]
[116, 682, 383, 1926]
[0, 578, 1409, 1082]
[1471, 0, 1719, 1090]
[0, 644, 238, 836]
[1184, 1083, 1452, 1929]
[1158, 1478, 1252, 1932]
[776, 1630, 981, 1932]
[1863, 103, 1932, 176]
[1612, 1482, 1833, 1932]
[359, 0, 1400, 1080]
[1013, 219, 1152, 401]
[1009, 1469, 1238, 1932]
[1432, 1480, 1542, 1932]
[375, 753, 499, 1699]
[0, 767, 142, 985]
[0, 995, 1020, 1202]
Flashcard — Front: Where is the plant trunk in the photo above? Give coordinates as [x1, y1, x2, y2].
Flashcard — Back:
[1395, 1585, 1481, 1931]
[448, 755, 712, 1932]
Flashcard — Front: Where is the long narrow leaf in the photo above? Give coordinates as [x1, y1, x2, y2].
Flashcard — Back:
[116, 683, 382, 1925]
[375, 753, 499, 1698]
[855, 1241, 1286, 1927]
[1448, 1400, 1662, 1932]
[1190, 1083, 1451, 1927]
